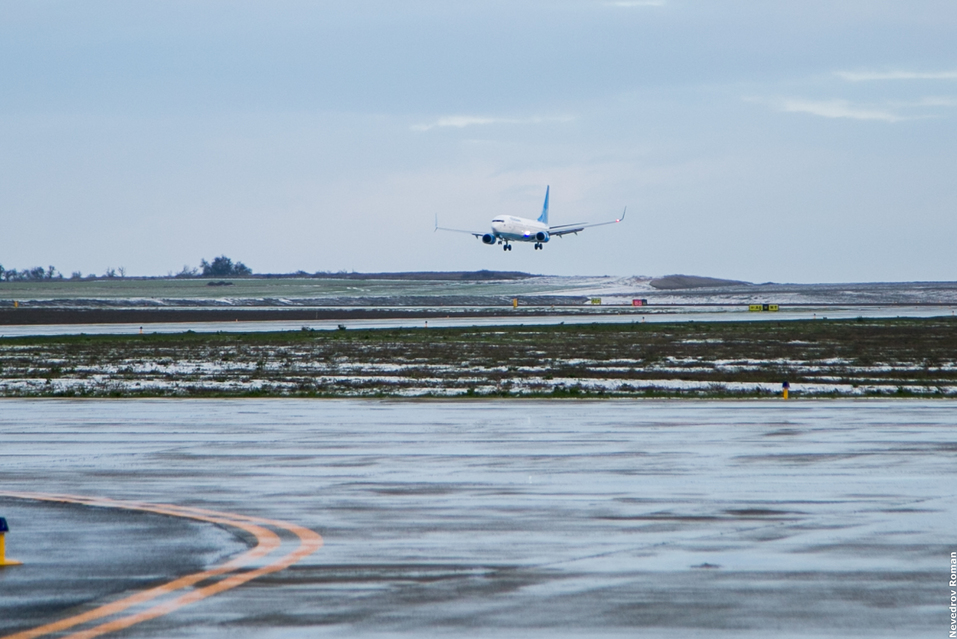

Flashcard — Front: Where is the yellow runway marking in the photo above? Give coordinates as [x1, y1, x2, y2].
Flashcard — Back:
[0, 491, 323, 639]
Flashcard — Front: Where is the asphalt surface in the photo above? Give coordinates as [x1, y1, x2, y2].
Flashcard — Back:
[0, 499, 247, 634]
[0, 400, 954, 638]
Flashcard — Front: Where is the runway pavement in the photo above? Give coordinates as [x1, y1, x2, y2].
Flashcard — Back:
[0, 399, 954, 638]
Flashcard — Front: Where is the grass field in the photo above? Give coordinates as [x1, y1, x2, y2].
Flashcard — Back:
[2, 317, 956, 398]
[0, 276, 579, 303]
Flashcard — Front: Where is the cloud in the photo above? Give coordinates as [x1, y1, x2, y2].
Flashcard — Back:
[835, 70, 957, 82]
[749, 92, 957, 122]
[412, 115, 574, 132]
[606, 1, 666, 6]
[898, 96, 957, 107]
[749, 97, 904, 122]
[778, 99, 903, 121]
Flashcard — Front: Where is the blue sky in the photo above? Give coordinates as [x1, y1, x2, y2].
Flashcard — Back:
[1, 1, 955, 282]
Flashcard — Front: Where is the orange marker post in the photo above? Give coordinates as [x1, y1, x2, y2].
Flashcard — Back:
[782, 381, 790, 400]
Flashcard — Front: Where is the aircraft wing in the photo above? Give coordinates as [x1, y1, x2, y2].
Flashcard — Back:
[549, 207, 626, 237]
[435, 215, 484, 238]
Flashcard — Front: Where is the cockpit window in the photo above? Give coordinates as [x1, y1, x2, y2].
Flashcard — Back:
[492, 218, 504, 223]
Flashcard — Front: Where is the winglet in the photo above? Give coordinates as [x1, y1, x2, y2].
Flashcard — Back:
[619, 206, 626, 222]
[434, 213, 438, 232]
[538, 186, 550, 225]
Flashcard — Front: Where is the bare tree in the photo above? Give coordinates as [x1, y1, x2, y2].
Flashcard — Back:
[175, 265, 198, 278]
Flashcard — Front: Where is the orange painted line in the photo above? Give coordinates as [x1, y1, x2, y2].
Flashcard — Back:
[0, 491, 322, 639]
[63, 522, 323, 639]
[0, 491, 280, 639]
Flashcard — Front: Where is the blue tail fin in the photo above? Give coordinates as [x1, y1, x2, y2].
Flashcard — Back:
[537, 186, 549, 224]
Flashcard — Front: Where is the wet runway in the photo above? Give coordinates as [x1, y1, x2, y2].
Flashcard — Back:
[0, 400, 954, 637]
[0, 304, 954, 337]
[0, 499, 246, 632]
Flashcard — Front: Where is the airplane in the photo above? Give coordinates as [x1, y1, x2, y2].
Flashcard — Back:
[435, 186, 626, 251]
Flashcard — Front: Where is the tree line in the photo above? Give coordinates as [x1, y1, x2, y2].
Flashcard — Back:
[0, 265, 61, 281]
[0, 256, 252, 282]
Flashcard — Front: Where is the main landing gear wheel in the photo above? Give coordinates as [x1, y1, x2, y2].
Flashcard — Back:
[534, 242, 542, 250]
[503, 243, 512, 251]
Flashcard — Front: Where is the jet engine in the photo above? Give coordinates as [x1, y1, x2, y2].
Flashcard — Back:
[482, 233, 496, 245]
[535, 231, 549, 242]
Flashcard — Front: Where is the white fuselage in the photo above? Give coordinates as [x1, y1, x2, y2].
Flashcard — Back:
[491, 216, 549, 243]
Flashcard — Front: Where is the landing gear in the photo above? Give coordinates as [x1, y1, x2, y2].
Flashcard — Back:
[503, 243, 512, 251]
[534, 242, 543, 250]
